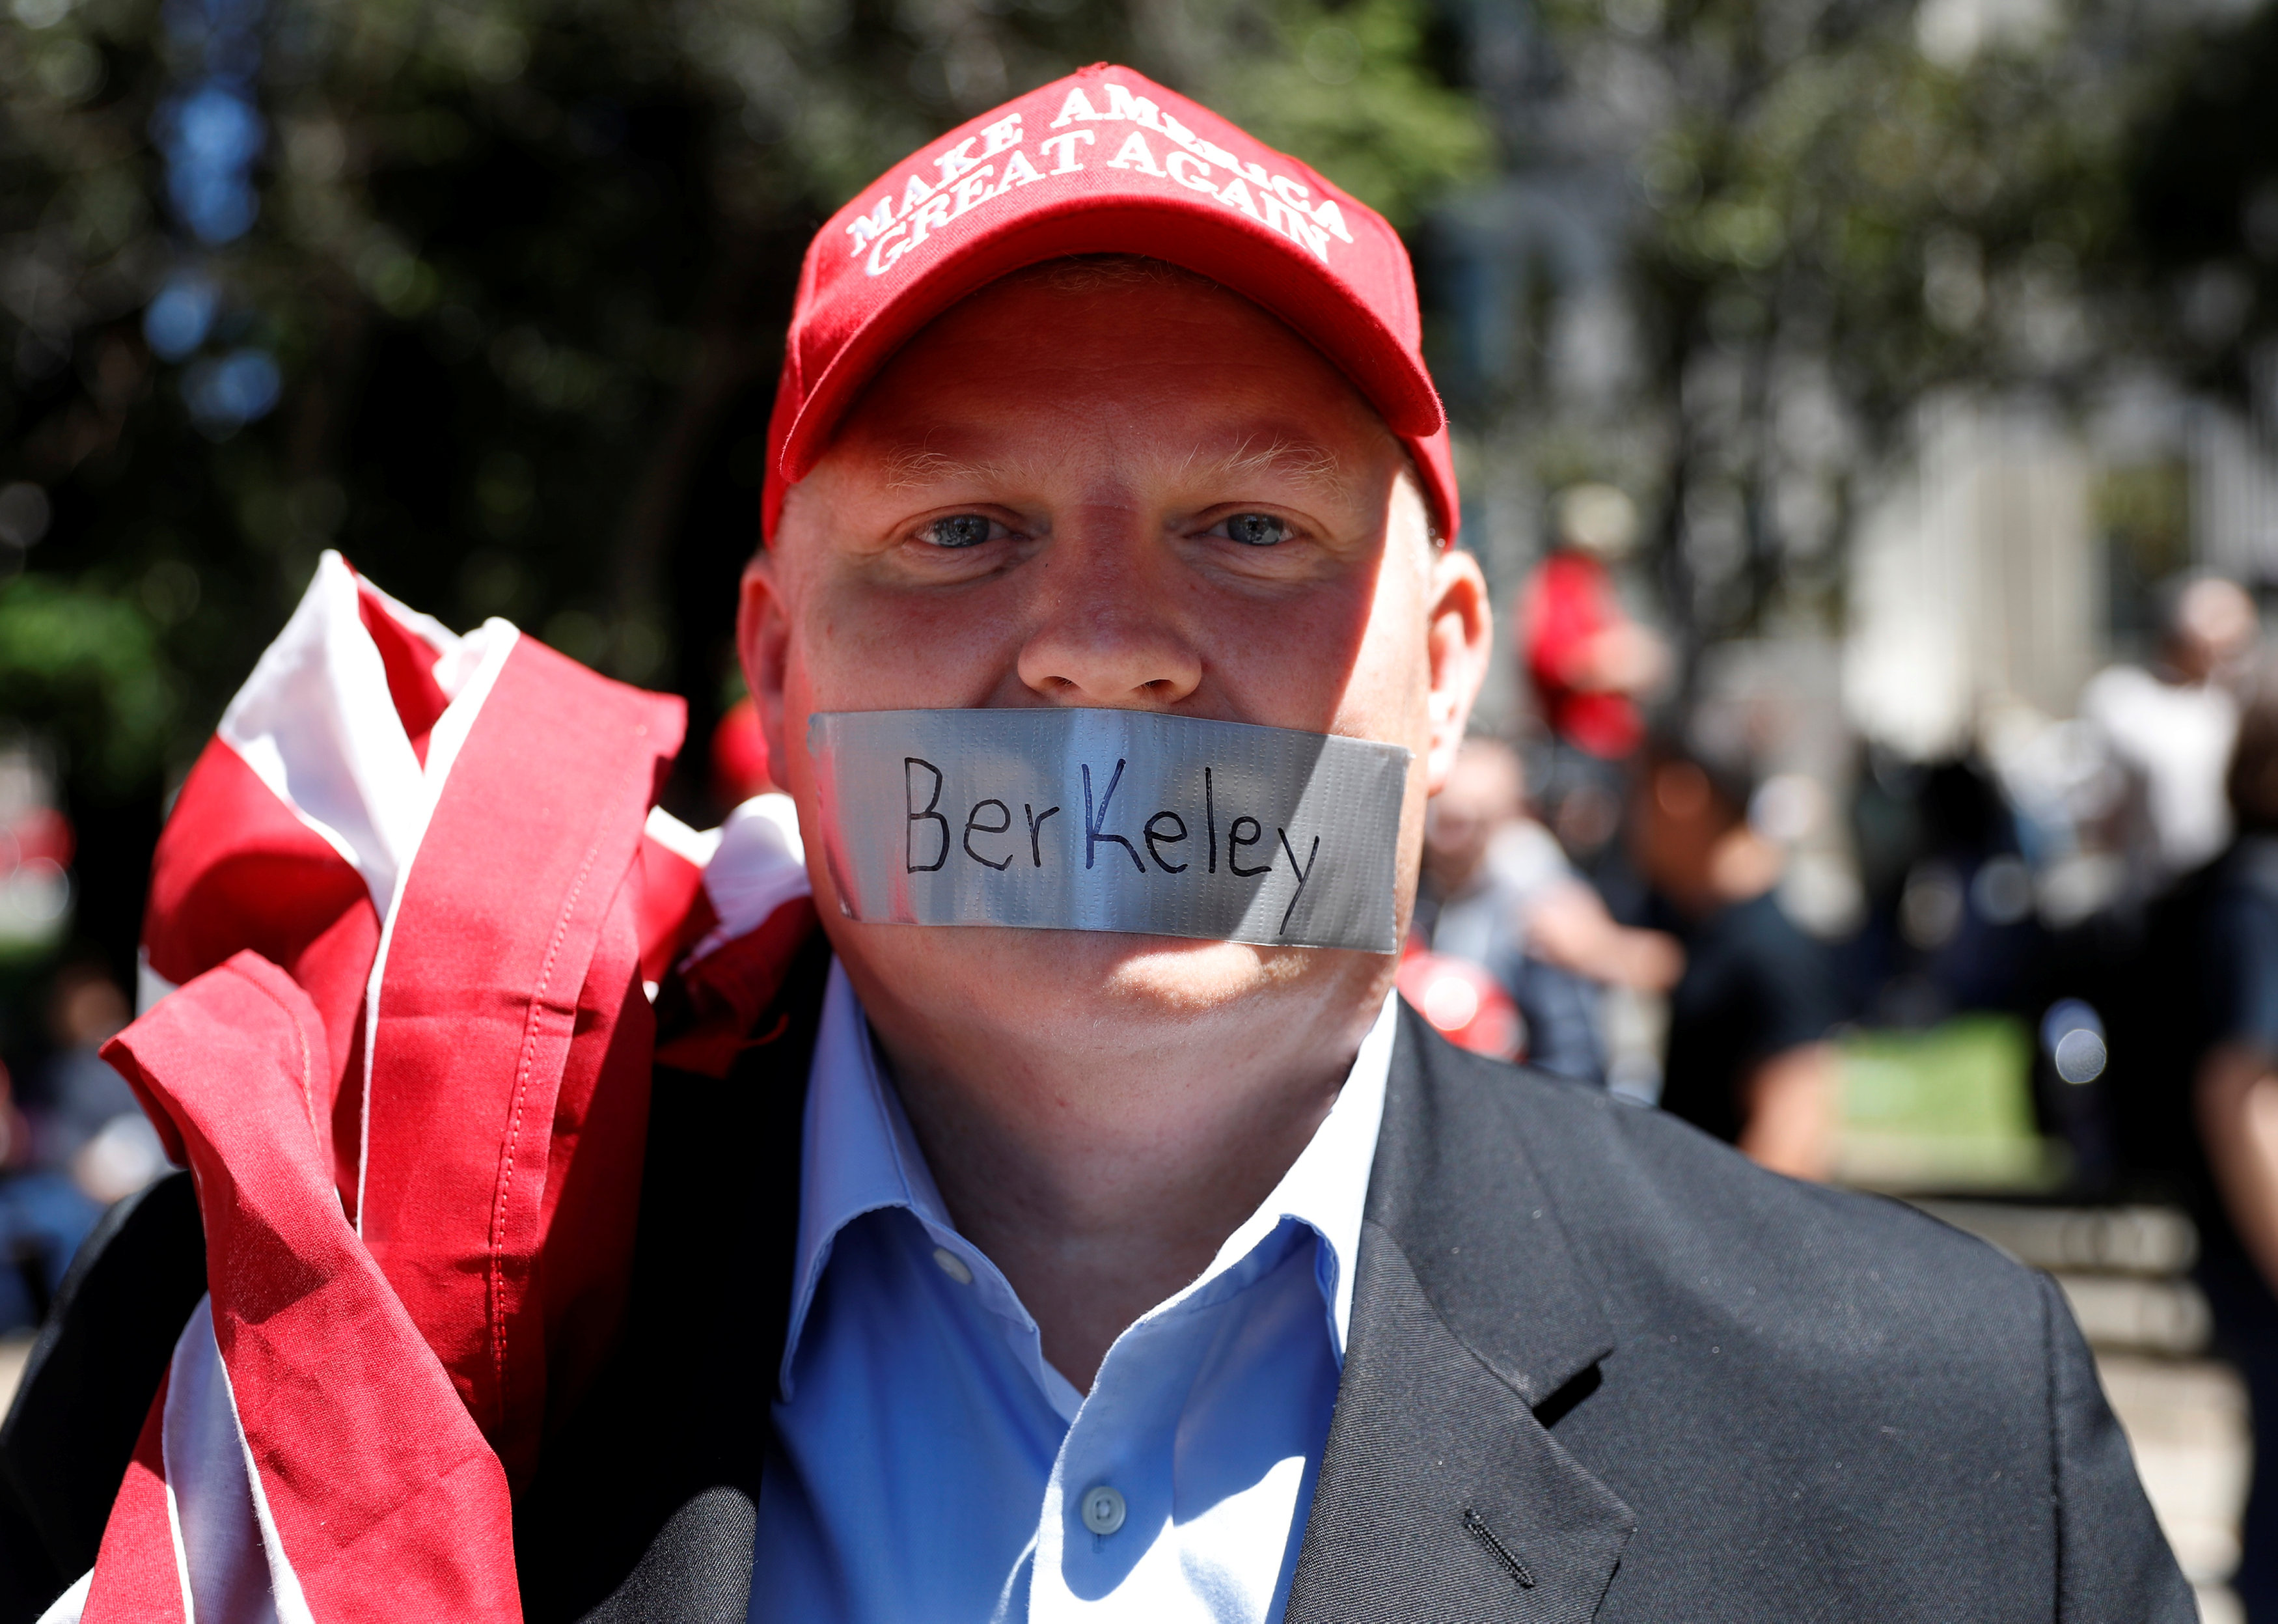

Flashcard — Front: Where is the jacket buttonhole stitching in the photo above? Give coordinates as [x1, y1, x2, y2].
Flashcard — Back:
[1461, 1507, 1535, 1589]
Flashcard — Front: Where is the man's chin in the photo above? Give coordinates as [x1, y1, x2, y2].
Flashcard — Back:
[1072, 930, 1312, 1006]
[835, 920, 1354, 1026]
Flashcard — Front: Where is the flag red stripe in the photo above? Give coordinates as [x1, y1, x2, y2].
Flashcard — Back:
[103, 954, 523, 1624]
[80, 1376, 185, 1624]
[355, 586, 450, 768]
[355, 637, 682, 1487]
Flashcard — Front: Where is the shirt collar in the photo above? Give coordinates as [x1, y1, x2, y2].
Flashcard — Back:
[780, 960, 957, 1396]
[781, 957, 1397, 1402]
[1185, 982, 1396, 1356]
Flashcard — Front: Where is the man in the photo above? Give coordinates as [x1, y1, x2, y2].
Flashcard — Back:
[1628, 725, 1846, 1181]
[1411, 737, 1678, 1080]
[2082, 571, 2259, 901]
[2122, 667, 2278, 1619]
[1414, 738, 1599, 1076]
[1519, 484, 1666, 763]
[3, 65, 2187, 1623]
[0, 968, 146, 1338]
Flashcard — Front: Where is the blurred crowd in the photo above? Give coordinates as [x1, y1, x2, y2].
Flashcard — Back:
[1399, 485, 2260, 1167]
[1407, 482, 1854, 1181]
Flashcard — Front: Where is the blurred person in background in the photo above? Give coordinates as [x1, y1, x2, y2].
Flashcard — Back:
[1519, 483, 1667, 764]
[2171, 670, 2278, 1619]
[0, 965, 153, 1334]
[1632, 724, 1846, 1180]
[1520, 484, 1669, 876]
[2087, 579, 2262, 1230]
[1403, 733, 1677, 1075]
[2082, 573, 2258, 903]
[27, 964, 167, 1205]
[0, 1058, 58, 1334]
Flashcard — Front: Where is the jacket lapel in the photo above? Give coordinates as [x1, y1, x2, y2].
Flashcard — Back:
[1285, 1006, 1634, 1624]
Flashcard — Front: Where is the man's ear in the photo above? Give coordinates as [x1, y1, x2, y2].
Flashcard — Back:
[1423, 542, 1492, 797]
[737, 547, 791, 786]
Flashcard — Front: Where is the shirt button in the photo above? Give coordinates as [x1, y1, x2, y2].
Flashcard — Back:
[1079, 1484, 1127, 1537]
[931, 1246, 974, 1285]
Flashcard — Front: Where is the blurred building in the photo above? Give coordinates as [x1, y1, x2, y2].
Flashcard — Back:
[1845, 398, 2102, 759]
[1848, 390, 2278, 768]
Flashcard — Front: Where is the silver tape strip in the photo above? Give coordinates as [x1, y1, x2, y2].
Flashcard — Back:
[809, 708, 1410, 952]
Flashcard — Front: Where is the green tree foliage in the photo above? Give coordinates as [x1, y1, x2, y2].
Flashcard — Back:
[1208, 0, 1489, 230]
[0, 571, 174, 793]
[1503, 0, 2188, 659]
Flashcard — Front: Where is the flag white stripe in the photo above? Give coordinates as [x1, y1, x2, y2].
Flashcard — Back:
[217, 555, 431, 917]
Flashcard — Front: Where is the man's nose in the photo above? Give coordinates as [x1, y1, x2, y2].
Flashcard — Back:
[1015, 528, 1203, 708]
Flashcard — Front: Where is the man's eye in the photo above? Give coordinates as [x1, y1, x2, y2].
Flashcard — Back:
[1211, 513, 1292, 547]
[918, 514, 1001, 549]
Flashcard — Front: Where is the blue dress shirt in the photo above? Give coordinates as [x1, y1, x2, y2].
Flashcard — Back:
[748, 962, 1395, 1623]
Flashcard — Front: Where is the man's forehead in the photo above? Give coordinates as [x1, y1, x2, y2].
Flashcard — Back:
[855, 426, 1373, 499]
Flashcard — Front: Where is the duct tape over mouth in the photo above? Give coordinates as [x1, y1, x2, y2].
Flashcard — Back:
[809, 708, 1411, 952]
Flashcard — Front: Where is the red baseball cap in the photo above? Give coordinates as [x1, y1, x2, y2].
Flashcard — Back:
[762, 62, 1459, 544]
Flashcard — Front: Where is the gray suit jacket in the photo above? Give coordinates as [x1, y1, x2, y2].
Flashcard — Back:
[1, 939, 2193, 1621]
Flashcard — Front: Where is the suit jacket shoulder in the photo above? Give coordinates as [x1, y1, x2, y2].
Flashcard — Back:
[1287, 1006, 2193, 1624]
[1514, 1037, 2066, 1390]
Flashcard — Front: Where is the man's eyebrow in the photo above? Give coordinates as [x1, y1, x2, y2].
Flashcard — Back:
[1177, 435, 1351, 501]
[881, 446, 1025, 490]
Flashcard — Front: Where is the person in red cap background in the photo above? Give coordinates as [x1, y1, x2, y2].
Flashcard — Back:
[9, 64, 2186, 1624]
[1520, 482, 1666, 765]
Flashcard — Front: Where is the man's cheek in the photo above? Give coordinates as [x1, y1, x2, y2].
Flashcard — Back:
[1251, 593, 1407, 734]
[801, 585, 926, 702]
[805, 607, 1000, 711]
